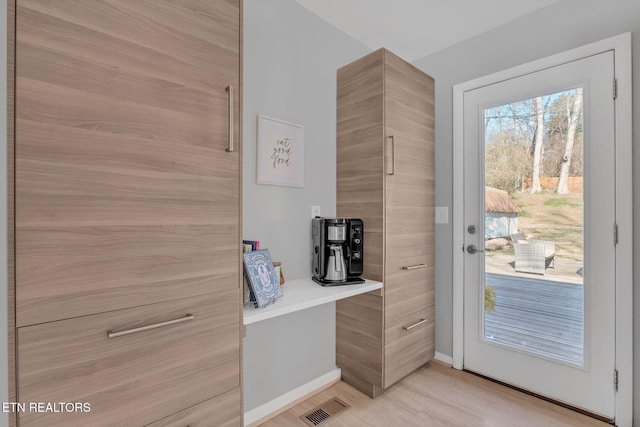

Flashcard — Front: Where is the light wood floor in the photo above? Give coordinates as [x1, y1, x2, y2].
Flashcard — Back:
[260, 362, 610, 427]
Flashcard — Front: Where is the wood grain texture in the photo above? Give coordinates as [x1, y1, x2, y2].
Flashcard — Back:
[260, 363, 610, 427]
[17, 292, 240, 427]
[385, 265, 435, 323]
[6, 1, 16, 426]
[238, 1, 244, 423]
[383, 49, 435, 326]
[384, 306, 435, 386]
[340, 368, 383, 399]
[336, 48, 435, 395]
[12, 2, 243, 426]
[18, 0, 239, 92]
[336, 48, 384, 282]
[16, 224, 238, 326]
[15, 0, 241, 326]
[336, 293, 383, 391]
[336, 49, 386, 399]
[146, 388, 242, 427]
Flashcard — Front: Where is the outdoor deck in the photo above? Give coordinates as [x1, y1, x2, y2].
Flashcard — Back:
[484, 272, 583, 365]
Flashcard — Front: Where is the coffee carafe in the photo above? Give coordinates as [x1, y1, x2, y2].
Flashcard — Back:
[325, 245, 347, 282]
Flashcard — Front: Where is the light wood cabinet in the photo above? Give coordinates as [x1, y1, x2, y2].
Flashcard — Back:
[336, 48, 435, 397]
[145, 389, 242, 427]
[384, 306, 436, 386]
[15, 0, 241, 327]
[18, 293, 239, 427]
[10, 0, 243, 425]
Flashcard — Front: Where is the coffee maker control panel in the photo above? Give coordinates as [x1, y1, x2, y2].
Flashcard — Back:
[349, 220, 364, 271]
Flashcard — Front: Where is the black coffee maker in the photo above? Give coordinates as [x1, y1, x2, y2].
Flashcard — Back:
[312, 217, 364, 285]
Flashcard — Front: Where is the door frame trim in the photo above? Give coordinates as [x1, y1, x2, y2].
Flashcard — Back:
[452, 33, 632, 426]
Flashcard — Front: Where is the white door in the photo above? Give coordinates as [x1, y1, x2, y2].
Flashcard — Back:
[463, 52, 615, 418]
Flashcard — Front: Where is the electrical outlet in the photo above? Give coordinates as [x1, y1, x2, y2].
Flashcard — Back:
[311, 205, 321, 218]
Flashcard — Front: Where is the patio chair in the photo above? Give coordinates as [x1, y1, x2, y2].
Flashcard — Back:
[512, 238, 556, 275]
[513, 242, 546, 274]
[529, 239, 556, 268]
[510, 233, 526, 244]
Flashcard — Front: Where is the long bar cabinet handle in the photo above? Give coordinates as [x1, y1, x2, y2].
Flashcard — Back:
[225, 86, 234, 152]
[107, 314, 194, 339]
[403, 318, 428, 331]
[402, 264, 427, 270]
[387, 135, 396, 175]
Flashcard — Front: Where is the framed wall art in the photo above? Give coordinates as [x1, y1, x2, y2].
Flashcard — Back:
[257, 114, 305, 187]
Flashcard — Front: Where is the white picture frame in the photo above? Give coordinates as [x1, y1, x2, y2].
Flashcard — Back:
[257, 114, 305, 188]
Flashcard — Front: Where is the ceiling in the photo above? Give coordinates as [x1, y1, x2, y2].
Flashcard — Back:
[294, 0, 561, 62]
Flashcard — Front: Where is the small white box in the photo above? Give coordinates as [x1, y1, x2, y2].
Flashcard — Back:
[435, 206, 448, 224]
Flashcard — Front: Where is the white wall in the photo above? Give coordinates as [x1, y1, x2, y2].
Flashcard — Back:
[1, 0, 8, 424]
[412, 0, 640, 422]
[242, 0, 369, 412]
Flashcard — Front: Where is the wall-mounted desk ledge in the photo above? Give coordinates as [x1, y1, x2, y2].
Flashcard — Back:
[243, 278, 383, 325]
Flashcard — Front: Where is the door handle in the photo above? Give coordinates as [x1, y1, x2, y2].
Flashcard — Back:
[402, 264, 427, 270]
[466, 245, 485, 254]
[225, 86, 234, 152]
[386, 135, 396, 175]
[402, 318, 428, 331]
[107, 314, 194, 339]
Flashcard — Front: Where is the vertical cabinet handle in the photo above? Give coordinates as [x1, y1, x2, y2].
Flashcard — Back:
[387, 135, 396, 175]
[225, 86, 234, 152]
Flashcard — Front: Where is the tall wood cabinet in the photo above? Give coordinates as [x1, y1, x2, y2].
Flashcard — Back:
[336, 48, 435, 397]
[10, 1, 243, 425]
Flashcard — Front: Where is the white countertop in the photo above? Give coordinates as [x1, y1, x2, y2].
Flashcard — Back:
[243, 277, 383, 325]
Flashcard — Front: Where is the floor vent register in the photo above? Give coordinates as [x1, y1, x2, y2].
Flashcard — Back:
[300, 398, 350, 426]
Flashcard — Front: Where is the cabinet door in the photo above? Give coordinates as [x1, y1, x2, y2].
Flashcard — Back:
[336, 293, 384, 390]
[17, 292, 240, 427]
[15, 0, 241, 326]
[384, 51, 435, 323]
[336, 49, 385, 281]
[146, 388, 241, 427]
[385, 306, 435, 386]
[336, 50, 386, 397]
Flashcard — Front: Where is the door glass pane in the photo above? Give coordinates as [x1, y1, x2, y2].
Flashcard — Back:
[482, 88, 584, 365]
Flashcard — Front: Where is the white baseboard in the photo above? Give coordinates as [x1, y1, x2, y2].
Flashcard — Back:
[244, 368, 341, 426]
[435, 351, 453, 366]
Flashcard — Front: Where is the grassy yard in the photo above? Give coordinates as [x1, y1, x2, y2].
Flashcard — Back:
[511, 191, 583, 261]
